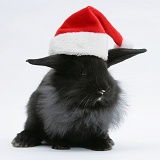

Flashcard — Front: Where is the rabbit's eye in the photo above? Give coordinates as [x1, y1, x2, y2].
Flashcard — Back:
[80, 69, 86, 77]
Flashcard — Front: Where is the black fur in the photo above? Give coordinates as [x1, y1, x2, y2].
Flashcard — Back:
[12, 48, 147, 151]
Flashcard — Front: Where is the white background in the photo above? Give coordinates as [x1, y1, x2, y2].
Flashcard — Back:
[0, 0, 160, 159]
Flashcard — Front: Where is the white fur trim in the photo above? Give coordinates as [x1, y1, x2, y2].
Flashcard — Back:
[49, 32, 108, 60]
[114, 38, 133, 48]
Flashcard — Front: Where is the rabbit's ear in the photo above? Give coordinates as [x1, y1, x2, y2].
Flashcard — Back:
[106, 48, 147, 68]
[26, 55, 63, 69]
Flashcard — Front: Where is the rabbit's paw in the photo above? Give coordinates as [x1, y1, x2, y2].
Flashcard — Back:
[52, 145, 70, 150]
[51, 139, 70, 150]
[12, 130, 41, 147]
[87, 137, 113, 151]
[107, 136, 115, 146]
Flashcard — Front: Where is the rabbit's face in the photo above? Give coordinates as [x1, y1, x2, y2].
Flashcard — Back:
[52, 55, 118, 107]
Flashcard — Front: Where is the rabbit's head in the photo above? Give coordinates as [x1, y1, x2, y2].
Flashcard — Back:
[27, 48, 146, 108]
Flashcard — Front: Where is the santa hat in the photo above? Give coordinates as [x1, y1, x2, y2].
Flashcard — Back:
[49, 6, 130, 60]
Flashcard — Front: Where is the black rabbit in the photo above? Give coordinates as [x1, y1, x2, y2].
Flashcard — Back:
[12, 48, 146, 151]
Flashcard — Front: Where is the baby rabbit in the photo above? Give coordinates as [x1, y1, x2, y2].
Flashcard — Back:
[12, 48, 146, 151]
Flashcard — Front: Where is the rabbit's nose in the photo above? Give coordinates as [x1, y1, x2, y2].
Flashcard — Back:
[99, 90, 106, 95]
[98, 86, 111, 95]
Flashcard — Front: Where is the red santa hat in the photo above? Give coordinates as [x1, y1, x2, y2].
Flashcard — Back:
[49, 6, 130, 60]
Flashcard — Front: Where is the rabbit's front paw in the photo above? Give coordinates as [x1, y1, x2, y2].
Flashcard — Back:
[52, 145, 70, 150]
[12, 130, 41, 147]
[87, 137, 114, 151]
[51, 138, 70, 150]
